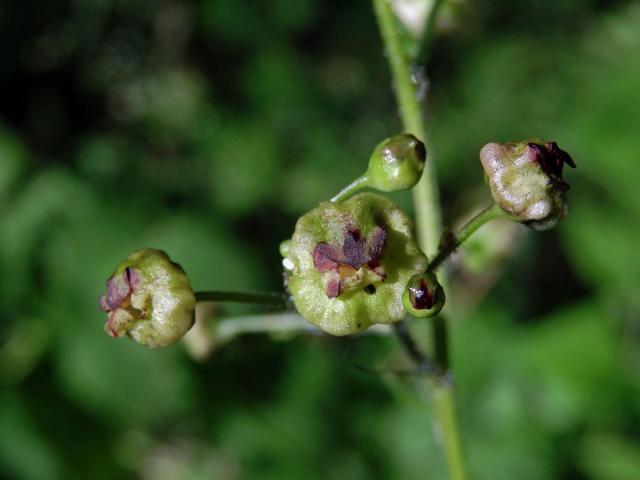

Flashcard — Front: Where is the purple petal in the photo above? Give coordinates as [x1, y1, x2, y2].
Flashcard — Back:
[342, 228, 371, 268]
[103, 272, 131, 310]
[368, 226, 387, 259]
[314, 243, 340, 272]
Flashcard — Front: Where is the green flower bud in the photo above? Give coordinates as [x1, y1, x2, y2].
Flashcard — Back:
[99, 249, 196, 348]
[480, 140, 576, 231]
[367, 134, 427, 192]
[402, 273, 445, 318]
[283, 192, 428, 335]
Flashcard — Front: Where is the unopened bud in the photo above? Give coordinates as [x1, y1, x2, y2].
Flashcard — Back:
[367, 134, 427, 192]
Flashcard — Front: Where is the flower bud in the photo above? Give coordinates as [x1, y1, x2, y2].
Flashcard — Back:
[99, 249, 196, 348]
[402, 273, 445, 318]
[283, 192, 428, 335]
[367, 134, 427, 192]
[480, 140, 576, 231]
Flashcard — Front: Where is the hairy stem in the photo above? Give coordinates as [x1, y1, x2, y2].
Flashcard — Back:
[195, 291, 289, 309]
[427, 203, 504, 273]
[372, 2, 468, 479]
[331, 174, 369, 203]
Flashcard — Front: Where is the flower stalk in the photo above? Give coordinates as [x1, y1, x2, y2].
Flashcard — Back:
[427, 203, 504, 273]
[195, 291, 289, 309]
[372, 1, 469, 479]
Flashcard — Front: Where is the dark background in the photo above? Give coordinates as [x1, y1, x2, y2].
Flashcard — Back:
[1, 0, 639, 478]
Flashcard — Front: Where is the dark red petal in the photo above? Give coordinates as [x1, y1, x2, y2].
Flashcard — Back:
[557, 148, 576, 168]
[326, 277, 340, 298]
[314, 242, 340, 272]
[409, 280, 435, 310]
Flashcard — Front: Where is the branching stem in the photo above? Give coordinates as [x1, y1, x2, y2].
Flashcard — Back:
[330, 174, 369, 203]
[372, 1, 469, 479]
[427, 203, 504, 273]
[372, 0, 441, 256]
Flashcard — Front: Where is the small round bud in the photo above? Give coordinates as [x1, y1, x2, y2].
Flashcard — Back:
[279, 239, 291, 258]
[480, 140, 576, 231]
[367, 133, 427, 192]
[99, 249, 196, 348]
[283, 192, 428, 335]
[402, 273, 445, 318]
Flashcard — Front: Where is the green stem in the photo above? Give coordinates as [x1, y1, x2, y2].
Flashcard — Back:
[331, 174, 369, 203]
[214, 312, 392, 346]
[432, 379, 468, 480]
[215, 312, 318, 345]
[372, 2, 468, 479]
[372, 0, 441, 256]
[427, 203, 504, 273]
[195, 291, 288, 309]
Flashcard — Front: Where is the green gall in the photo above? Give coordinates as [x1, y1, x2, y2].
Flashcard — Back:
[402, 273, 445, 318]
[284, 192, 428, 335]
[367, 133, 426, 192]
[480, 140, 576, 231]
[99, 248, 196, 348]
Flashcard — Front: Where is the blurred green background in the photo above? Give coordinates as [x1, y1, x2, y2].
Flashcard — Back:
[1, 0, 639, 478]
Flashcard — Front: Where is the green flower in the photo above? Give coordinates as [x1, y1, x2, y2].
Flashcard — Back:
[480, 140, 576, 230]
[402, 272, 445, 318]
[283, 193, 428, 335]
[367, 133, 427, 192]
[99, 249, 195, 348]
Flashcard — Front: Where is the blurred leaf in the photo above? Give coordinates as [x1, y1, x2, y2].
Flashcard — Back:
[269, 0, 318, 32]
[0, 393, 61, 480]
[0, 123, 27, 195]
[0, 317, 51, 386]
[207, 122, 282, 216]
[580, 433, 640, 480]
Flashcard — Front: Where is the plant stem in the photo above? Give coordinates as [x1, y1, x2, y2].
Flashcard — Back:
[215, 312, 319, 345]
[372, 2, 468, 479]
[432, 380, 468, 480]
[372, 0, 441, 256]
[214, 313, 391, 346]
[392, 321, 434, 374]
[331, 174, 369, 203]
[427, 203, 504, 273]
[195, 291, 289, 309]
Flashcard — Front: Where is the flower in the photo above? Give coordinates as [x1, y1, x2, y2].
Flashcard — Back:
[283, 192, 428, 335]
[367, 133, 427, 192]
[99, 248, 195, 348]
[402, 272, 445, 318]
[480, 140, 576, 230]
